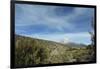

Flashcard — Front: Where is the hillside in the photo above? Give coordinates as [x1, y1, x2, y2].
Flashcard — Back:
[15, 35, 95, 67]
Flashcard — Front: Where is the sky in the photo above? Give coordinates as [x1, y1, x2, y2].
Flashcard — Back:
[15, 4, 94, 45]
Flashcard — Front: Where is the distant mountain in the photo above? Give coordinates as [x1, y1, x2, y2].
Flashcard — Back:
[59, 38, 87, 48]
[15, 34, 95, 67]
[65, 42, 87, 48]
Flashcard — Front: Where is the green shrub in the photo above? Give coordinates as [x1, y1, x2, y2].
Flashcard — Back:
[15, 35, 95, 67]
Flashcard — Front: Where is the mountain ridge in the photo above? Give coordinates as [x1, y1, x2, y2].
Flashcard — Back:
[15, 34, 86, 48]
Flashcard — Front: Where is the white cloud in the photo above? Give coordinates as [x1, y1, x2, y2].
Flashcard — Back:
[15, 4, 94, 34]
[15, 4, 76, 30]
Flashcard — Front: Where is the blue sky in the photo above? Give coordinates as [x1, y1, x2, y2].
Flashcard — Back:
[15, 4, 94, 45]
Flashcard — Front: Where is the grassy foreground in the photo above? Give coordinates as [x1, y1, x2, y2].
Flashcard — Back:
[15, 35, 95, 67]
